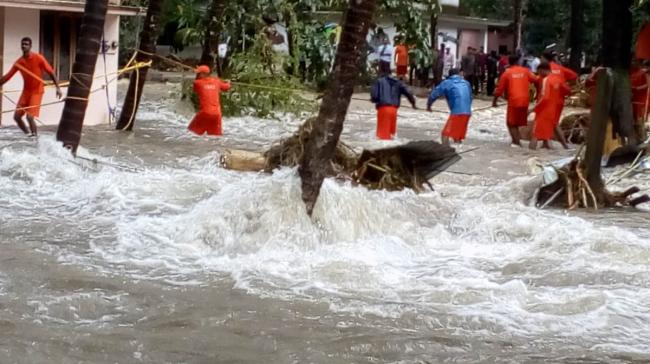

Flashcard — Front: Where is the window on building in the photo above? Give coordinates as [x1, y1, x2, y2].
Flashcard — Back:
[40, 11, 81, 81]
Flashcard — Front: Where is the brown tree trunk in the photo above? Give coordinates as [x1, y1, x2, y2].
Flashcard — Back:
[199, 0, 226, 72]
[430, 3, 438, 50]
[569, 0, 584, 71]
[513, 0, 524, 52]
[56, 0, 108, 153]
[584, 0, 633, 190]
[115, 0, 164, 131]
[298, 0, 377, 216]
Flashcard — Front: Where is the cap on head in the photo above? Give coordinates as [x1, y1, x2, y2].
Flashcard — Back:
[195, 65, 210, 74]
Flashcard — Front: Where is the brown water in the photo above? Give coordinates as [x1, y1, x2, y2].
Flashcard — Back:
[1, 96, 650, 363]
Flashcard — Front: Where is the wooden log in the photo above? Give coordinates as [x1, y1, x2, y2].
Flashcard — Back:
[220, 149, 267, 172]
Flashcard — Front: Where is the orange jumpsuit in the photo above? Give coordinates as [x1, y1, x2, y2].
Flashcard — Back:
[550, 62, 578, 83]
[188, 77, 231, 136]
[394, 45, 409, 76]
[495, 65, 538, 127]
[533, 73, 571, 140]
[3, 52, 54, 117]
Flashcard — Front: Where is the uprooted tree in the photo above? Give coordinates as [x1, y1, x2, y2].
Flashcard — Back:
[292, 0, 377, 215]
[537, 0, 649, 209]
[220, 0, 460, 215]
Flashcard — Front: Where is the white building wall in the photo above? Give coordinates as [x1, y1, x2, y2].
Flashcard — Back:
[1, 8, 120, 126]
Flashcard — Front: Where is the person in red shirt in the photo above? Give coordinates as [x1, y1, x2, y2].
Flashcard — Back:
[0, 37, 62, 136]
[394, 37, 409, 82]
[493, 54, 538, 146]
[529, 62, 571, 150]
[188, 65, 231, 136]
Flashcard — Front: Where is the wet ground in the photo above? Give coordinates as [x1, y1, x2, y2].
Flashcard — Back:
[1, 82, 650, 363]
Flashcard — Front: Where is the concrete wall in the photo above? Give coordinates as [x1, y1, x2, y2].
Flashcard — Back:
[1, 7, 119, 126]
[487, 28, 514, 55]
[438, 21, 488, 65]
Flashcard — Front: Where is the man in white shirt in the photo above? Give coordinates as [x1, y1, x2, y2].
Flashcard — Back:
[377, 37, 393, 75]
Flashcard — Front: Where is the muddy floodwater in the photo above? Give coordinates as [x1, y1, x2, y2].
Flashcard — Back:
[1, 86, 650, 363]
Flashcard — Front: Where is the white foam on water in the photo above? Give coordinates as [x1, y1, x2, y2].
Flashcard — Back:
[2, 104, 650, 352]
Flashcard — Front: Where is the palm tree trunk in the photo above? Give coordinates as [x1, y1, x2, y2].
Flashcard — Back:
[568, 0, 584, 71]
[199, 0, 226, 72]
[430, 4, 438, 49]
[298, 0, 377, 216]
[513, 0, 525, 52]
[584, 0, 633, 191]
[115, 0, 164, 131]
[56, 0, 108, 153]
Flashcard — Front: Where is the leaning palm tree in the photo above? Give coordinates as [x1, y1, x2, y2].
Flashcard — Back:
[56, 0, 109, 153]
[115, 0, 165, 131]
[297, 0, 377, 215]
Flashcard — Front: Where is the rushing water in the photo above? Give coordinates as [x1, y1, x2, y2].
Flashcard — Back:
[1, 97, 650, 363]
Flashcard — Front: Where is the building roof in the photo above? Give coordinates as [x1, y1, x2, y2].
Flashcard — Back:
[439, 14, 511, 28]
[0, 0, 143, 16]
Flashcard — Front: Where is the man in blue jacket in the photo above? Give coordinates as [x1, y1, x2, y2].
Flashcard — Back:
[370, 71, 417, 140]
[427, 68, 473, 146]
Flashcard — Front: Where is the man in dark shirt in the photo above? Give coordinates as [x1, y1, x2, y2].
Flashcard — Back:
[461, 47, 478, 95]
[371, 71, 417, 140]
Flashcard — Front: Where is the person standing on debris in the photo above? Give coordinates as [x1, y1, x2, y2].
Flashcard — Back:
[0, 37, 62, 136]
[493, 54, 539, 147]
[427, 68, 473, 146]
[394, 36, 409, 82]
[188, 65, 231, 136]
[529, 62, 571, 150]
[370, 70, 417, 140]
[377, 37, 393, 76]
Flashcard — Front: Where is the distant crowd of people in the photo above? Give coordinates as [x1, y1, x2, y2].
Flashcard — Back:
[368, 30, 650, 151]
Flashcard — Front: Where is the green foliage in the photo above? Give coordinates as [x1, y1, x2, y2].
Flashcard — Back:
[381, 0, 440, 67]
[183, 35, 316, 118]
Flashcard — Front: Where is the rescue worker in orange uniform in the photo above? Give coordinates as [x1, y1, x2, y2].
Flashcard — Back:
[394, 37, 409, 82]
[529, 62, 571, 150]
[542, 51, 578, 84]
[188, 65, 231, 136]
[492, 54, 538, 146]
[0, 37, 62, 136]
[427, 68, 473, 146]
[370, 69, 417, 140]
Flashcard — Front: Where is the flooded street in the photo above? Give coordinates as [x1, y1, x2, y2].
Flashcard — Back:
[1, 84, 650, 363]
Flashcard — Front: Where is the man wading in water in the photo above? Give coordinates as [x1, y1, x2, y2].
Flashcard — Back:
[0, 37, 62, 137]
